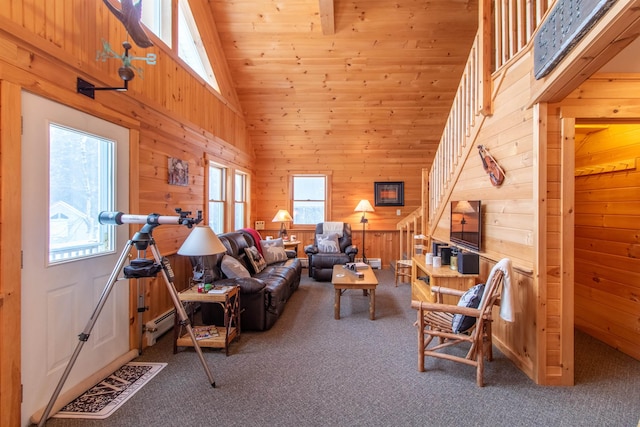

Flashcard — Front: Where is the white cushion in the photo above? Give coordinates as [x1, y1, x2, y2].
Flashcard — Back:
[322, 222, 344, 237]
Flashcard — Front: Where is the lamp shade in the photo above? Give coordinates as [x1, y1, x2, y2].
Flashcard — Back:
[272, 209, 293, 223]
[453, 200, 476, 214]
[354, 199, 374, 213]
[177, 225, 227, 256]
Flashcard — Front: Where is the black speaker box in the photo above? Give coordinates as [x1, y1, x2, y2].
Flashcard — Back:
[440, 247, 453, 265]
[432, 242, 445, 256]
[457, 252, 479, 274]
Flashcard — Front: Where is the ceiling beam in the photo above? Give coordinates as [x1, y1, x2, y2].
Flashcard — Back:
[319, 0, 335, 35]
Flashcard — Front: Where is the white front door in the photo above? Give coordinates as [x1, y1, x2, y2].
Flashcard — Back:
[21, 92, 130, 425]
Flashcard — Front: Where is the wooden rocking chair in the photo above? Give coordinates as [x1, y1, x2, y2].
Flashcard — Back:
[411, 260, 508, 386]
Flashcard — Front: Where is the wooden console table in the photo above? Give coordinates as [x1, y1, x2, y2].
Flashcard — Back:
[174, 284, 240, 356]
[411, 256, 478, 305]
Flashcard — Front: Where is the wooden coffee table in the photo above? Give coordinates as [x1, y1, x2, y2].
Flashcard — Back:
[331, 264, 379, 320]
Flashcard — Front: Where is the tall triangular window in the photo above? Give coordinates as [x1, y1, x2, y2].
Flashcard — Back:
[178, 0, 220, 91]
[121, 0, 220, 92]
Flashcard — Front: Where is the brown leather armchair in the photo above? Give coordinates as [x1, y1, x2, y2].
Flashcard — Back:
[304, 222, 358, 281]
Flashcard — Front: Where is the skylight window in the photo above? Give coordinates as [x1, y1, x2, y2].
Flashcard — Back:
[178, 0, 219, 91]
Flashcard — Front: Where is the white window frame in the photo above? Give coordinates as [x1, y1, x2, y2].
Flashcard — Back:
[207, 161, 226, 234]
[127, 0, 220, 91]
[291, 174, 330, 227]
[177, 0, 220, 91]
[139, 0, 172, 47]
[234, 171, 248, 230]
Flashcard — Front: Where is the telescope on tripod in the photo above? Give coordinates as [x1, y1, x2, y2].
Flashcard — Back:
[98, 207, 202, 228]
[38, 208, 216, 427]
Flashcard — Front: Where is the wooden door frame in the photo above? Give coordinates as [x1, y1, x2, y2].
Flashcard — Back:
[0, 80, 23, 427]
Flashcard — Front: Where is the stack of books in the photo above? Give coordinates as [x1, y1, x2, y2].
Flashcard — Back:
[193, 325, 219, 340]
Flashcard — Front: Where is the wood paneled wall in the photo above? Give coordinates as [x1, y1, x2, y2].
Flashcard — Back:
[0, 3, 253, 423]
[575, 123, 640, 360]
[419, 44, 539, 381]
[253, 158, 422, 268]
[427, 50, 539, 381]
[573, 123, 640, 360]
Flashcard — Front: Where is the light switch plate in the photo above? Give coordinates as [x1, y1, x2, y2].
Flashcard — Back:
[255, 220, 265, 230]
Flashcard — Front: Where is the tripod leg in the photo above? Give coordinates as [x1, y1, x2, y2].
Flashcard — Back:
[149, 244, 216, 387]
[38, 241, 134, 427]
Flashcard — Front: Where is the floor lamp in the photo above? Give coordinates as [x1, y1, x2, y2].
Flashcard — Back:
[354, 199, 374, 263]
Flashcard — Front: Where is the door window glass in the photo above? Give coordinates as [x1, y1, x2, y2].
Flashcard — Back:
[49, 124, 115, 263]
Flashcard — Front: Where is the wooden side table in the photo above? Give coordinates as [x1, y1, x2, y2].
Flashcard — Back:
[174, 284, 240, 356]
[283, 240, 301, 256]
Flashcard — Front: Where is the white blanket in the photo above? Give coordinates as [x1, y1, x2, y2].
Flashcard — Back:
[484, 258, 516, 322]
[323, 222, 344, 237]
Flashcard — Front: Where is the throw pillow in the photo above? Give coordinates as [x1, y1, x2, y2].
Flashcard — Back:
[220, 255, 251, 279]
[316, 233, 340, 253]
[451, 283, 485, 333]
[244, 246, 267, 274]
[261, 238, 289, 265]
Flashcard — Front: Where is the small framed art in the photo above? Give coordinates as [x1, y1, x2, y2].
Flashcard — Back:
[168, 157, 189, 186]
[374, 181, 404, 206]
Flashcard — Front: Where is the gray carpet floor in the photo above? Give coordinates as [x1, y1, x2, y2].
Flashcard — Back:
[41, 268, 640, 427]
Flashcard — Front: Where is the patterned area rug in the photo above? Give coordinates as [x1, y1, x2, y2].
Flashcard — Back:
[53, 362, 166, 420]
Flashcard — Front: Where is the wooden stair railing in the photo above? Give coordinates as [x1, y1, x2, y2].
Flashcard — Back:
[396, 207, 423, 262]
[426, 0, 554, 237]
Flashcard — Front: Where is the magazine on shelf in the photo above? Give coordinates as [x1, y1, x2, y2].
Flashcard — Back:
[208, 285, 233, 294]
[193, 325, 219, 340]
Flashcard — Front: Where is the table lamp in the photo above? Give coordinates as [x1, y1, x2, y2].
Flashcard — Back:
[272, 209, 293, 240]
[177, 225, 227, 283]
[354, 199, 374, 263]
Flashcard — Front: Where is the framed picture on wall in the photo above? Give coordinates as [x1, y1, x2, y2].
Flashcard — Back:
[374, 181, 404, 206]
[168, 157, 189, 186]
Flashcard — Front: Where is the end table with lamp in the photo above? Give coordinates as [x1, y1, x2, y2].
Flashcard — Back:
[175, 226, 240, 355]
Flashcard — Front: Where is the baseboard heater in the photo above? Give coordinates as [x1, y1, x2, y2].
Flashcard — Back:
[355, 258, 382, 269]
[144, 308, 175, 346]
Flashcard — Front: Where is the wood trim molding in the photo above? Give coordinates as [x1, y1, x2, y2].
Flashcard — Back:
[0, 80, 23, 427]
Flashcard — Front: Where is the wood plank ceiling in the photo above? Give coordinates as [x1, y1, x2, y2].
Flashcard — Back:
[208, 0, 479, 173]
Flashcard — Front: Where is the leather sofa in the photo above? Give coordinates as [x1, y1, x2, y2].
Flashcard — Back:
[198, 230, 302, 331]
[304, 222, 358, 281]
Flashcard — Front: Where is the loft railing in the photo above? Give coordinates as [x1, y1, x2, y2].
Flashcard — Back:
[396, 207, 423, 261]
[397, 0, 554, 257]
[494, 0, 554, 71]
[426, 0, 554, 229]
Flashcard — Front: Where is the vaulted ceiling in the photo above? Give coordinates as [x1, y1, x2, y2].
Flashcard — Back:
[208, 0, 479, 159]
